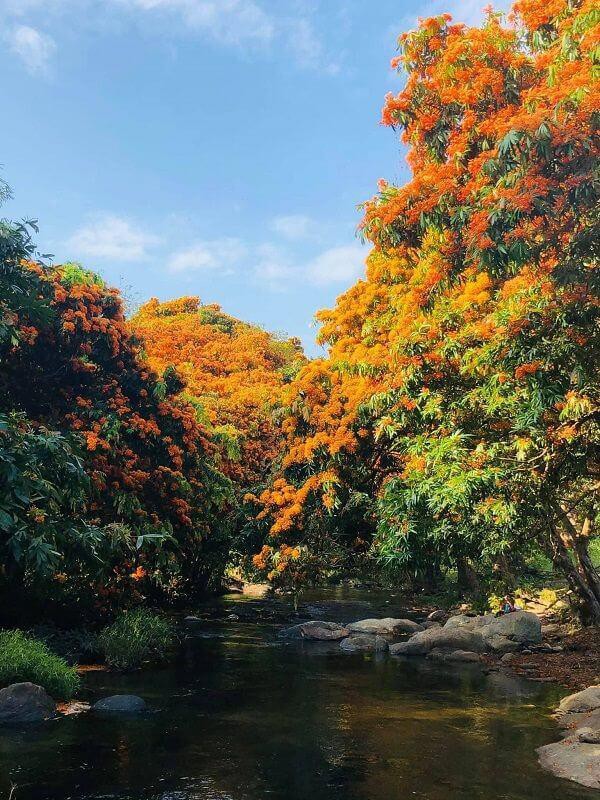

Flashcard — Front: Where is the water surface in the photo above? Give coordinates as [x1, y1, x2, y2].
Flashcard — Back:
[0, 589, 595, 800]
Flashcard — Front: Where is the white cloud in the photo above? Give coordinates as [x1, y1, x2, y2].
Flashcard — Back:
[305, 244, 365, 286]
[66, 214, 160, 261]
[285, 16, 340, 74]
[167, 238, 246, 272]
[270, 214, 314, 241]
[0, 0, 340, 74]
[253, 242, 295, 290]
[116, 0, 275, 44]
[8, 25, 56, 74]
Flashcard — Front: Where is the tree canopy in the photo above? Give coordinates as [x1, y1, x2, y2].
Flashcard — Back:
[254, 0, 600, 618]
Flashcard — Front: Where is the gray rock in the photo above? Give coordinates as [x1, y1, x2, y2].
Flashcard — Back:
[481, 612, 542, 649]
[538, 686, 600, 789]
[427, 609, 446, 622]
[538, 733, 600, 789]
[0, 683, 56, 725]
[340, 635, 388, 653]
[426, 648, 481, 663]
[390, 624, 486, 656]
[578, 730, 600, 744]
[278, 621, 350, 641]
[92, 695, 147, 714]
[423, 621, 442, 629]
[501, 652, 515, 664]
[444, 613, 494, 629]
[347, 617, 423, 636]
[557, 686, 600, 717]
[484, 634, 520, 654]
[446, 650, 481, 663]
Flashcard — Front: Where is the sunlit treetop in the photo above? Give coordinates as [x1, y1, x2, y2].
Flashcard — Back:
[255, 0, 600, 579]
[130, 296, 306, 486]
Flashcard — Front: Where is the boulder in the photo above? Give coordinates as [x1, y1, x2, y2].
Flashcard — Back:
[390, 624, 486, 656]
[579, 730, 600, 744]
[480, 611, 542, 650]
[278, 621, 350, 641]
[445, 650, 482, 663]
[423, 621, 442, 630]
[444, 613, 494, 629]
[538, 686, 600, 789]
[446, 611, 541, 646]
[427, 609, 446, 622]
[427, 649, 481, 663]
[0, 683, 56, 725]
[339, 635, 388, 653]
[92, 695, 147, 714]
[557, 685, 600, 718]
[347, 618, 423, 636]
[483, 634, 520, 654]
[538, 733, 600, 789]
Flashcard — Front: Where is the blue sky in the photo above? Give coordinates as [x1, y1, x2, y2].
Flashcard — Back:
[0, 0, 506, 356]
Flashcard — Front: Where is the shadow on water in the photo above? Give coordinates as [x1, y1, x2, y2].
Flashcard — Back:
[0, 589, 596, 800]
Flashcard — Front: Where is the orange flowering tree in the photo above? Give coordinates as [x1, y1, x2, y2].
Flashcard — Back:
[257, 0, 600, 616]
[129, 297, 305, 557]
[130, 297, 304, 484]
[0, 223, 230, 618]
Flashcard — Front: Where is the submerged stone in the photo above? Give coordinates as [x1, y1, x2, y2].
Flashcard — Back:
[278, 621, 350, 641]
[92, 695, 147, 714]
[340, 634, 388, 653]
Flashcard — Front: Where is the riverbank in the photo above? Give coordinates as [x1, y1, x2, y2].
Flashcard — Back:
[495, 626, 600, 690]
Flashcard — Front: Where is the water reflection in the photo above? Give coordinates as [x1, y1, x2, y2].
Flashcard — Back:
[0, 590, 594, 800]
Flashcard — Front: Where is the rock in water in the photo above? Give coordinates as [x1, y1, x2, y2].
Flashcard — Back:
[347, 618, 423, 635]
[278, 621, 350, 641]
[340, 635, 389, 653]
[579, 730, 600, 744]
[390, 610, 541, 657]
[0, 683, 56, 724]
[538, 685, 600, 789]
[445, 650, 481, 663]
[556, 685, 600, 717]
[390, 626, 486, 656]
[92, 695, 147, 714]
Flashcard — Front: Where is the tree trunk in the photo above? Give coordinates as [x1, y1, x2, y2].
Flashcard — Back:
[545, 510, 600, 625]
[456, 556, 480, 594]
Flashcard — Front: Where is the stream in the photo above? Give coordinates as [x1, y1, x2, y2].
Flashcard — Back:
[0, 588, 596, 800]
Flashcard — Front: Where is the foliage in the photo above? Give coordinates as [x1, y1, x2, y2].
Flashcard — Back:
[0, 629, 80, 699]
[256, 0, 600, 616]
[0, 220, 232, 617]
[130, 297, 305, 488]
[98, 608, 176, 670]
[130, 297, 306, 574]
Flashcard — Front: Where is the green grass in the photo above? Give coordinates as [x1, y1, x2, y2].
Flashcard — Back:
[98, 608, 176, 670]
[0, 629, 80, 699]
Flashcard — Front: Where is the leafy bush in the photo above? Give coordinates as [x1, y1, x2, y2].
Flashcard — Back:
[0, 629, 80, 699]
[98, 609, 176, 670]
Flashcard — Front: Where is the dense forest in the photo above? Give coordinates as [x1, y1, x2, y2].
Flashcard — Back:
[1, 0, 598, 628]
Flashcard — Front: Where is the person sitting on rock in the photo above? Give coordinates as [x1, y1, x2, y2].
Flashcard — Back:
[500, 595, 517, 615]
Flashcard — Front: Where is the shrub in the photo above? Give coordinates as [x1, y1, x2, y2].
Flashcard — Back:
[98, 609, 176, 670]
[0, 629, 80, 699]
